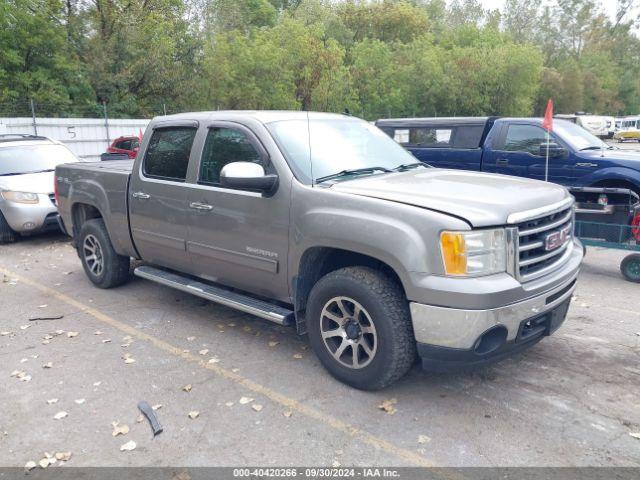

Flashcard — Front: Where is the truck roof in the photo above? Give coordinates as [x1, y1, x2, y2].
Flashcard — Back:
[154, 110, 350, 124]
[376, 117, 490, 127]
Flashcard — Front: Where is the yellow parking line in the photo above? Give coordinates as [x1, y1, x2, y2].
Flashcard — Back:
[1, 267, 436, 468]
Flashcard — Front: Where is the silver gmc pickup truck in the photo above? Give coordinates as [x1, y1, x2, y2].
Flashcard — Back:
[55, 111, 583, 390]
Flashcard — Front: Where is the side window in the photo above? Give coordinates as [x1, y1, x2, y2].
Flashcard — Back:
[393, 129, 409, 144]
[118, 140, 132, 150]
[143, 127, 197, 181]
[199, 127, 263, 185]
[409, 128, 452, 147]
[502, 125, 547, 155]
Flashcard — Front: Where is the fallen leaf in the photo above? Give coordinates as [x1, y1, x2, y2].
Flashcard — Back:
[283, 410, 293, 418]
[332, 461, 341, 467]
[24, 461, 36, 471]
[20, 358, 28, 363]
[93, 381, 102, 386]
[67, 331, 79, 338]
[43, 334, 53, 340]
[136, 414, 144, 423]
[231, 368, 240, 373]
[268, 341, 279, 347]
[225, 402, 234, 407]
[378, 398, 397, 415]
[418, 435, 431, 444]
[188, 411, 200, 419]
[53, 411, 68, 420]
[124, 358, 136, 364]
[20, 325, 31, 330]
[252, 404, 263, 412]
[0, 331, 11, 336]
[122, 335, 133, 342]
[10, 370, 21, 377]
[120, 440, 136, 452]
[198, 349, 209, 356]
[47, 398, 58, 405]
[243, 326, 252, 332]
[152, 404, 162, 411]
[292, 353, 303, 359]
[94, 331, 103, 335]
[19, 373, 32, 382]
[186, 336, 196, 341]
[43, 362, 53, 369]
[54, 330, 64, 336]
[75, 398, 86, 405]
[208, 357, 220, 364]
[55, 452, 72, 461]
[38, 458, 50, 469]
[42, 340, 51, 345]
[112, 422, 130, 436]
[239, 397, 254, 405]
[39, 304, 48, 308]
[102, 339, 112, 343]
[182, 384, 192, 392]
[630, 432, 640, 440]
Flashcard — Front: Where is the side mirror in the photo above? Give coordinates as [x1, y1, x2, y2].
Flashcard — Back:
[539, 142, 566, 158]
[220, 162, 278, 195]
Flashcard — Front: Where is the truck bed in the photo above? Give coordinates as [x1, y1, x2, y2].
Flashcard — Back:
[56, 160, 136, 257]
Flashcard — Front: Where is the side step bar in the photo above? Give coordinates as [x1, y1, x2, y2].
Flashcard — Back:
[134, 265, 294, 326]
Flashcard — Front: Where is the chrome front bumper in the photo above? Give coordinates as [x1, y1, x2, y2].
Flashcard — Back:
[410, 270, 578, 350]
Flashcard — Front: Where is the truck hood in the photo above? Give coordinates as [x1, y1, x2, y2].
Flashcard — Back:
[331, 169, 570, 227]
[0, 171, 54, 195]
[579, 148, 640, 166]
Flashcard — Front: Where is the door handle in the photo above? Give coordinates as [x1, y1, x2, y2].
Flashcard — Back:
[189, 202, 213, 211]
[575, 162, 598, 168]
[132, 191, 150, 199]
[496, 158, 509, 165]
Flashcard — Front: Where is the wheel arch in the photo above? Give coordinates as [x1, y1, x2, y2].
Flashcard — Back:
[292, 246, 406, 335]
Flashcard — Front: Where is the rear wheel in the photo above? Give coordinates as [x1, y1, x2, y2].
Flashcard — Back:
[306, 266, 416, 390]
[621, 254, 640, 283]
[78, 218, 130, 288]
[0, 211, 17, 244]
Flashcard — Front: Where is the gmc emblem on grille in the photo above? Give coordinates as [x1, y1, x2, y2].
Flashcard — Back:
[544, 225, 571, 251]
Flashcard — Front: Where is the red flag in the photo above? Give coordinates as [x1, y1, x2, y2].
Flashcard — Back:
[138, 129, 143, 142]
[542, 99, 553, 132]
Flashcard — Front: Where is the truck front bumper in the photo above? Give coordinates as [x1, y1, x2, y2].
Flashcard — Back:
[410, 259, 579, 371]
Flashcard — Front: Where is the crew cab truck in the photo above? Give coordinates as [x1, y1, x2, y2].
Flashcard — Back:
[56, 111, 583, 390]
[376, 117, 640, 195]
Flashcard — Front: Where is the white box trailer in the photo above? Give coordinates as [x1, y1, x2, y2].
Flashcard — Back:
[0, 117, 149, 161]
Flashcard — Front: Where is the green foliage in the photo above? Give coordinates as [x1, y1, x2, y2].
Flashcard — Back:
[1, 0, 638, 119]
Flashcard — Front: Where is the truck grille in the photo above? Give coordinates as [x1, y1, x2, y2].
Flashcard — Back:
[516, 206, 574, 282]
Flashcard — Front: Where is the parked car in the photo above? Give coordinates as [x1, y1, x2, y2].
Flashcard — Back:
[56, 111, 582, 390]
[614, 116, 640, 142]
[376, 116, 640, 195]
[0, 134, 79, 243]
[106, 135, 140, 159]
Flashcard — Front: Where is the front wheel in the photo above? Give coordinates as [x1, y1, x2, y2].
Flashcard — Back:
[78, 219, 130, 288]
[621, 254, 640, 283]
[0, 211, 17, 244]
[306, 267, 416, 390]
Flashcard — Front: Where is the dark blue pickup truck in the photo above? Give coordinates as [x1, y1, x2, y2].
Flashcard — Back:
[375, 117, 640, 194]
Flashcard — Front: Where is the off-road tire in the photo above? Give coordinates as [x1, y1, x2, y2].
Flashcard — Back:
[0, 211, 17, 244]
[306, 266, 416, 390]
[78, 218, 130, 288]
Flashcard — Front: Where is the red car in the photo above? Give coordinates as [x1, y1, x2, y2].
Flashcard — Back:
[106, 135, 141, 159]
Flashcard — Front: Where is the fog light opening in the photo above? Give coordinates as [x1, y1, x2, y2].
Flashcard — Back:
[22, 222, 36, 230]
[474, 326, 508, 356]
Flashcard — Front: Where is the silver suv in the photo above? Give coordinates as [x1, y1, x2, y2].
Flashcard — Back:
[0, 134, 79, 243]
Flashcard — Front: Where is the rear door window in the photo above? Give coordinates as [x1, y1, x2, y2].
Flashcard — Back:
[143, 127, 197, 181]
[409, 128, 452, 146]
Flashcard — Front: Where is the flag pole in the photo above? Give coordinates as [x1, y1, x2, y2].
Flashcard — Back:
[545, 129, 549, 182]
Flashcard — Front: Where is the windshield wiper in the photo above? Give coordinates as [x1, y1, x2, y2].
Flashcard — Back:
[315, 167, 392, 184]
[393, 162, 429, 171]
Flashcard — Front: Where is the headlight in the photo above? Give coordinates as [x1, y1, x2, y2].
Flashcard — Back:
[1, 191, 40, 204]
[440, 229, 506, 277]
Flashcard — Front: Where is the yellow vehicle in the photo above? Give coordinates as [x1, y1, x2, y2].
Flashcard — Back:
[614, 116, 640, 142]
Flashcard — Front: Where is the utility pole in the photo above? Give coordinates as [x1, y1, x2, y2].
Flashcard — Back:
[30, 99, 38, 136]
[102, 100, 110, 146]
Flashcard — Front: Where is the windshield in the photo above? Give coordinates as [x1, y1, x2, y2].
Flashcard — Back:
[0, 143, 78, 176]
[553, 120, 608, 150]
[266, 118, 419, 184]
